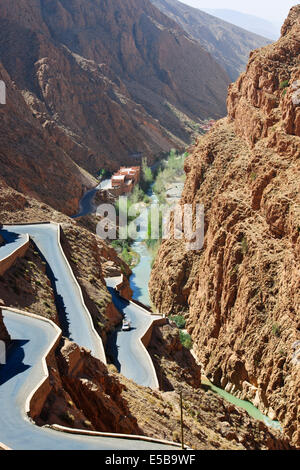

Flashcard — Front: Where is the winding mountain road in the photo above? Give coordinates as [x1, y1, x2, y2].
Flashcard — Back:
[72, 179, 111, 218]
[0, 224, 175, 450]
[0, 309, 175, 450]
[106, 280, 161, 389]
[1, 224, 105, 361]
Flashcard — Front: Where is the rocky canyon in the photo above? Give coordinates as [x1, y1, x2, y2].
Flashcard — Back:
[150, 5, 300, 448]
[0, 0, 232, 217]
[151, 0, 271, 81]
[0, 0, 299, 453]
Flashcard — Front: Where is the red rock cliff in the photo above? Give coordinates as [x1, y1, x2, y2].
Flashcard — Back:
[0, 63, 95, 215]
[150, 6, 300, 447]
[0, 0, 229, 182]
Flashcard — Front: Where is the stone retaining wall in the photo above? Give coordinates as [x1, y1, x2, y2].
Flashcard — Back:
[0, 235, 29, 276]
[141, 318, 167, 348]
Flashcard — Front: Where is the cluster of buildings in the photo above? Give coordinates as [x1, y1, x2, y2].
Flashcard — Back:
[111, 166, 141, 194]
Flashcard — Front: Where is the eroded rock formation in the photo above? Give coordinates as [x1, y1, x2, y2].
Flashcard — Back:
[0, 64, 95, 216]
[39, 338, 142, 435]
[39, 332, 292, 450]
[150, 6, 300, 447]
[0, 0, 230, 215]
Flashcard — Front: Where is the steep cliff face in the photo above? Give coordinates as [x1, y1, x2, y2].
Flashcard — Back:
[150, 6, 300, 447]
[0, 63, 95, 215]
[38, 339, 142, 435]
[38, 335, 292, 450]
[0, 0, 229, 182]
[151, 0, 271, 81]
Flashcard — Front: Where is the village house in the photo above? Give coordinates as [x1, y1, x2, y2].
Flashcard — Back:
[111, 166, 140, 194]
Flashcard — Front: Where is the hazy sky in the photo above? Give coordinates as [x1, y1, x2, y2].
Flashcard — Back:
[180, 0, 298, 24]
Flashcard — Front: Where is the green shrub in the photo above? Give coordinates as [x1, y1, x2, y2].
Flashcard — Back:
[140, 157, 153, 192]
[179, 331, 193, 350]
[97, 168, 111, 180]
[241, 236, 248, 255]
[115, 185, 148, 226]
[153, 149, 187, 202]
[279, 80, 289, 89]
[170, 315, 186, 329]
[121, 247, 133, 265]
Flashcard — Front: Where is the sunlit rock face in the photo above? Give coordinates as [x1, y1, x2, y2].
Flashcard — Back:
[150, 6, 300, 448]
[151, 0, 272, 81]
[0, 0, 229, 210]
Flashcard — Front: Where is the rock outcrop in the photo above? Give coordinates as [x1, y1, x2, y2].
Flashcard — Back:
[39, 339, 142, 435]
[0, 64, 95, 216]
[38, 329, 293, 450]
[150, 6, 300, 447]
[0, 242, 58, 324]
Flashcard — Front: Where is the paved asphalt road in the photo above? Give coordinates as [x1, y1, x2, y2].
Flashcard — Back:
[0, 310, 175, 450]
[1, 224, 104, 361]
[0, 226, 174, 450]
[72, 179, 111, 219]
[72, 186, 100, 218]
[107, 288, 160, 389]
[0, 229, 28, 260]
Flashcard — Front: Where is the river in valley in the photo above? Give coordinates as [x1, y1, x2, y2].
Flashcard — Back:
[130, 231, 282, 431]
[128, 188, 282, 433]
[130, 241, 152, 306]
[129, 189, 159, 307]
[75, 181, 283, 433]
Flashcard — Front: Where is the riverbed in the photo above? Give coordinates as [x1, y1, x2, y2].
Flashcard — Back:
[129, 189, 159, 307]
[128, 188, 282, 433]
[74, 182, 283, 433]
[130, 241, 152, 306]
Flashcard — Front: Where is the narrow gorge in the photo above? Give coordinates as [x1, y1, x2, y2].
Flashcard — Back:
[150, 6, 300, 448]
[0, 0, 298, 454]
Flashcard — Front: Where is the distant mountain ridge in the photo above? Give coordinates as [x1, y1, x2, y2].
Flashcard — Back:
[203, 8, 280, 40]
[151, 0, 272, 81]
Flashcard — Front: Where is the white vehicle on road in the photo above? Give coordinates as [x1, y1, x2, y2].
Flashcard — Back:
[122, 319, 131, 331]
